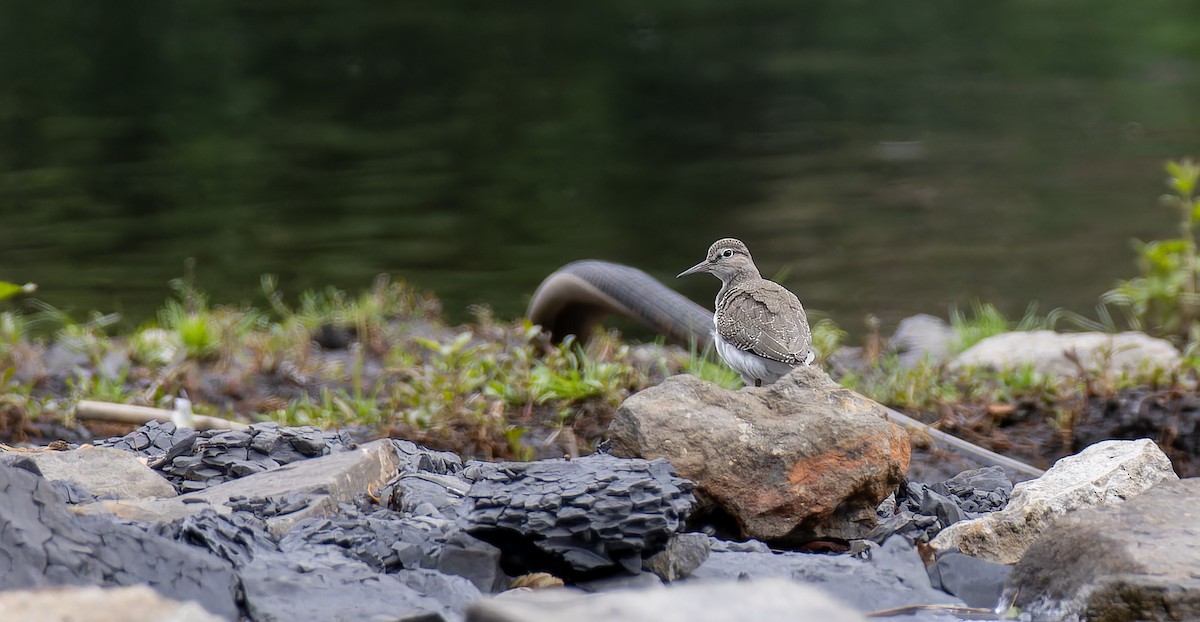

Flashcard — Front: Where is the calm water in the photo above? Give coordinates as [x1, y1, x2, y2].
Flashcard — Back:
[2, 1, 1200, 334]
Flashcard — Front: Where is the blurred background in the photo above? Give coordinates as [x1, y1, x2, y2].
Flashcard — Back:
[2, 0, 1199, 333]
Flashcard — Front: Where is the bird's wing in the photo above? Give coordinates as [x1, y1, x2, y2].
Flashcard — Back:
[716, 283, 812, 364]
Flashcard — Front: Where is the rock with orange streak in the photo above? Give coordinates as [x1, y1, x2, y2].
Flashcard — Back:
[608, 365, 909, 543]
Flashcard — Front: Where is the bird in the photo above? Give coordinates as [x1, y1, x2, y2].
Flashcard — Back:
[677, 238, 814, 387]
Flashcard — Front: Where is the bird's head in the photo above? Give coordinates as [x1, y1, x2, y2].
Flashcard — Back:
[677, 238, 760, 283]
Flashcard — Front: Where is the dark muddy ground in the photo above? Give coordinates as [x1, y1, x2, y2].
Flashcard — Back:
[933, 388, 1200, 477]
[7, 382, 1197, 483]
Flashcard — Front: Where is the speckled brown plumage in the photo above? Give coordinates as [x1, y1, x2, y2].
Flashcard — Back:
[678, 238, 814, 385]
[716, 280, 811, 365]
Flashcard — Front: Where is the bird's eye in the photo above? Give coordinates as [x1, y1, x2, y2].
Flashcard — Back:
[722, 249, 734, 258]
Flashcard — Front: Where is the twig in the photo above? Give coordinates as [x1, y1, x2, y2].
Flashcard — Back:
[882, 406, 1045, 480]
[867, 603, 997, 618]
[75, 400, 248, 431]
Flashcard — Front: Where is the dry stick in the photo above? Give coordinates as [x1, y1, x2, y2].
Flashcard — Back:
[867, 603, 998, 618]
[882, 406, 1046, 480]
[75, 400, 249, 431]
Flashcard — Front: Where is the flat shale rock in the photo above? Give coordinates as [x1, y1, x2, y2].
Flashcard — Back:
[241, 552, 473, 622]
[78, 439, 402, 536]
[461, 453, 695, 579]
[145, 505, 486, 621]
[95, 419, 198, 458]
[868, 466, 1013, 543]
[466, 578, 867, 622]
[73, 495, 230, 523]
[0, 462, 240, 620]
[609, 366, 909, 543]
[692, 536, 964, 620]
[641, 532, 710, 581]
[1009, 478, 1200, 622]
[281, 503, 506, 593]
[931, 439, 1178, 563]
[0, 446, 176, 500]
[0, 585, 224, 622]
[96, 420, 357, 493]
[929, 552, 1012, 609]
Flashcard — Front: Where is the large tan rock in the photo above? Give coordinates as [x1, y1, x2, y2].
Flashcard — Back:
[467, 578, 868, 622]
[950, 331, 1181, 377]
[1009, 478, 1200, 621]
[76, 439, 401, 535]
[0, 446, 176, 499]
[608, 366, 909, 543]
[931, 439, 1178, 564]
[0, 585, 223, 622]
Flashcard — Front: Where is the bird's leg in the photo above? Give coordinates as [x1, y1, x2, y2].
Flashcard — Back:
[755, 379, 762, 388]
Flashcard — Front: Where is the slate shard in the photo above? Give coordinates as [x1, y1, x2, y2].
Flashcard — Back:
[461, 453, 695, 579]
[96, 421, 359, 493]
[0, 463, 240, 620]
[868, 466, 1013, 543]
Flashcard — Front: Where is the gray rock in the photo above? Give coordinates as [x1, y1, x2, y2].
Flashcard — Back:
[0, 446, 177, 500]
[950, 330, 1181, 377]
[96, 421, 359, 493]
[0, 463, 240, 620]
[930, 552, 1011, 609]
[642, 532, 710, 581]
[72, 495, 230, 523]
[148, 509, 278, 568]
[269, 441, 503, 594]
[1009, 478, 1200, 622]
[462, 453, 695, 579]
[80, 439, 403, 536]
[146, 502, 486, 619]
[393, 439, 465, 475]
[692, 536, 964, 618]
[890, 314, 955, 367]
[466, 578, 868, 622]
[931, 439, 1178, 563]
[609, 366, 909, 543]
[165, 423, 355, 493]
[708, 538, 771, 553]
[391, 472, 472, 519]
[94, 420, 198, 458]
[240, 552, 465, 622]
[575, 571, 664, 592]
[0, 585, 225, 622]
[194, 438, 401, 535]
[871, 466, 1013, 543]
[437, 530, 507, 593]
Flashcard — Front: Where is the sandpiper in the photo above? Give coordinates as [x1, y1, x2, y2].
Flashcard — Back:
[678, 238, 814, 386]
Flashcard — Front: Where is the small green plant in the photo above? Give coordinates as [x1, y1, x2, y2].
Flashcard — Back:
[130, 327, 183, 367]
[529, 337, 630, 404]
[159, 278, 264, 359]
[1103, 158, 1200, 343]
[810, 317, 846, 364]
[0, 311, 25, 356]
[948, 301, 1063, 353]
[949, 302, 1012, 353]
[842, 355, 960, 412]
[275, 387, 384, 428]
[56, 310, 122, 365]
[683, 341, 743, 390]
[86, 366, 135, 403]
[0, 281, 36, 303]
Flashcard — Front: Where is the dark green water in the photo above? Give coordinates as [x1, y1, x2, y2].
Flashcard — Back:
[2, 1, 1200, 332]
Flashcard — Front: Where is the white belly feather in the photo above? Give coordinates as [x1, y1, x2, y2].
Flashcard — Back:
[713, 325, 795, 386]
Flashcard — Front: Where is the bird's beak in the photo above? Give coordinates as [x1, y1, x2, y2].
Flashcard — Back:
[677, 260, 711, 278]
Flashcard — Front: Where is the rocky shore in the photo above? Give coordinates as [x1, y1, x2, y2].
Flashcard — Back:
[2, 365, 1194, 622]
